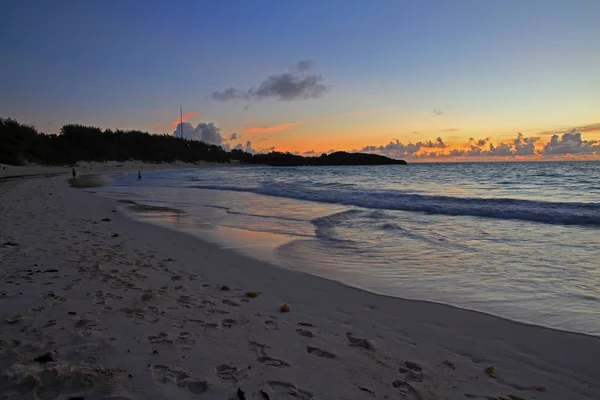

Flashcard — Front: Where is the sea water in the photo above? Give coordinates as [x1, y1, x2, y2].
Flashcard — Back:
[91, 162, 600, 336]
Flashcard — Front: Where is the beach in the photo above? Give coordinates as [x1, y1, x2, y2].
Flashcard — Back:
[1, 168, 599, 399]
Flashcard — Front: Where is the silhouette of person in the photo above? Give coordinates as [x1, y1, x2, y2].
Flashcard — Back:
[137, 171, 142, 181]
[72, 168, 76, 179]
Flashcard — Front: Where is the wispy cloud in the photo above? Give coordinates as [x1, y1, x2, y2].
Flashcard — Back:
[536, 122, 600, 136]
[170, 111, 201, 128]
[244, 122, 303, 134]
[243, 119, 257, 124]
[441, 128, 460, 132]
[243, 106, 397, 134]
[433, 109, 444, 116]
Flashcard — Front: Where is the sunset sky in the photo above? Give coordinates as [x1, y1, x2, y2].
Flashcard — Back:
[1, 0, 599, 161]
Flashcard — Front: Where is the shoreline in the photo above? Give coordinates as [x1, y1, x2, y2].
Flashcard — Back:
[115, 196, 599, 340]
[1, 173, 599, 398]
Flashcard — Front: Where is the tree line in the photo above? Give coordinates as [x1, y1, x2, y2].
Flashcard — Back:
[0, 117, 406, 166]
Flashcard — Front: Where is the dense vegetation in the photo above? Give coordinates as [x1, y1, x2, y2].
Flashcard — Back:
[248, 151, 407, 166]
[0, 118, 230, 165]
[0, 118, 406, 166]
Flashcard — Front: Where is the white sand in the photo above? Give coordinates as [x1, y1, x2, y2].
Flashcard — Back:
[0, 160, 236, 180]
[0, 168, 599, 399]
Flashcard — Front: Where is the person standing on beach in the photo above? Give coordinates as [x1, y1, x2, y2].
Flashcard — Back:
[72, 167, 76, 179]
[137, 171, 142, 181]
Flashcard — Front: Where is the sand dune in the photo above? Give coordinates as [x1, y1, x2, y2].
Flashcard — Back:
[0, 171, 599, 399]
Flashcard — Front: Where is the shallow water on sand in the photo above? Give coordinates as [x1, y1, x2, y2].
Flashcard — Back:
[91, 162, 600, 336]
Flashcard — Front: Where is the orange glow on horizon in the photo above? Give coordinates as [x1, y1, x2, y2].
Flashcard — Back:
[170, 111, 202, 128]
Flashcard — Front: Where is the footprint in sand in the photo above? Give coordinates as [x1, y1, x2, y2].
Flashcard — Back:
[296, 329, 314, 338]
[399, 361, 424, 382]
[147, 333, 169, 344]
[221, 319, 237, 328]
[207, 308, 229, 315]
[345, 333, 376, 351]
[222, 299, 240, 307]
[263, 315, 279, 331]
[215, 364, 247, 383]
[265, 381, 314, 399]
[256, 356, 290, 367]
[152, 365, 208, 394]
[176, 331, 195, 346]
[306, 346, 336, 359]
[188, 319, 219, 329]
[74, 318, 100, 330]
[247, 341, 268, 356]
[392, 380, 423, 400]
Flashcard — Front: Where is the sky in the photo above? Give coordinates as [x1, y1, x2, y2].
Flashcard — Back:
[1, 0, 599, 161]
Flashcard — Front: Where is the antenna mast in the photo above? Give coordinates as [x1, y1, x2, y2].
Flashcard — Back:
[180, 106, 183, 138]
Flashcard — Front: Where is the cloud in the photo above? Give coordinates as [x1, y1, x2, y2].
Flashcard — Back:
[537, 122, 600, 136]
[487, 142, 514, 156]
[233, 140, 256, 153]
[310, 129, 599, 160]
[303, 150, 317, 156]
[212, 60, 329, 102]
[514, 133, 538, 156]
[228, 133, 239, 140]
[244, 122, 303, 134]
[543, 132, 600, 155]
[212, 88, 246, 102]
[357, 133, 553, 159]
[295, 60, 314, 72]
[170, 111, 201, 128]
[359, 137, 446, 158]
[433, 109, 444, 116]
[242, 120, 256, 124]
[441, 128, 460, 132]
[577, 123, 600, 133]
[172, 122, 224, 145]
[242, 106, 397, 135]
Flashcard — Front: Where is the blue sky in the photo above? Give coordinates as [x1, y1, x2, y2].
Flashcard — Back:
[1, 0, 599, 159]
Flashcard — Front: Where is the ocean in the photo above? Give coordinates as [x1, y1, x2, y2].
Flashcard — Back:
[91, 161, 600, 336]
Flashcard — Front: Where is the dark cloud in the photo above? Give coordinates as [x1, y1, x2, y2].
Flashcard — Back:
[228, 133, 239, 141]
[359, 137, 446, 158]
[234, 140, 256, 154]
[358, 133, 550, 159]
[433, 109, 444, 116]
[295, 60, 314, 72]
[487, 142, 513, 156]
[303, 150, 317, 156]
[543, 132, 600, 155]
[173, 122, 224, 146]
[212, 88, 247, 102]
[514, 133, 538, 156]
[212, 60, 329, 102]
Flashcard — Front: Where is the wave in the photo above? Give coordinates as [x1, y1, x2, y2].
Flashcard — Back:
[190, 183, 600, 227]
